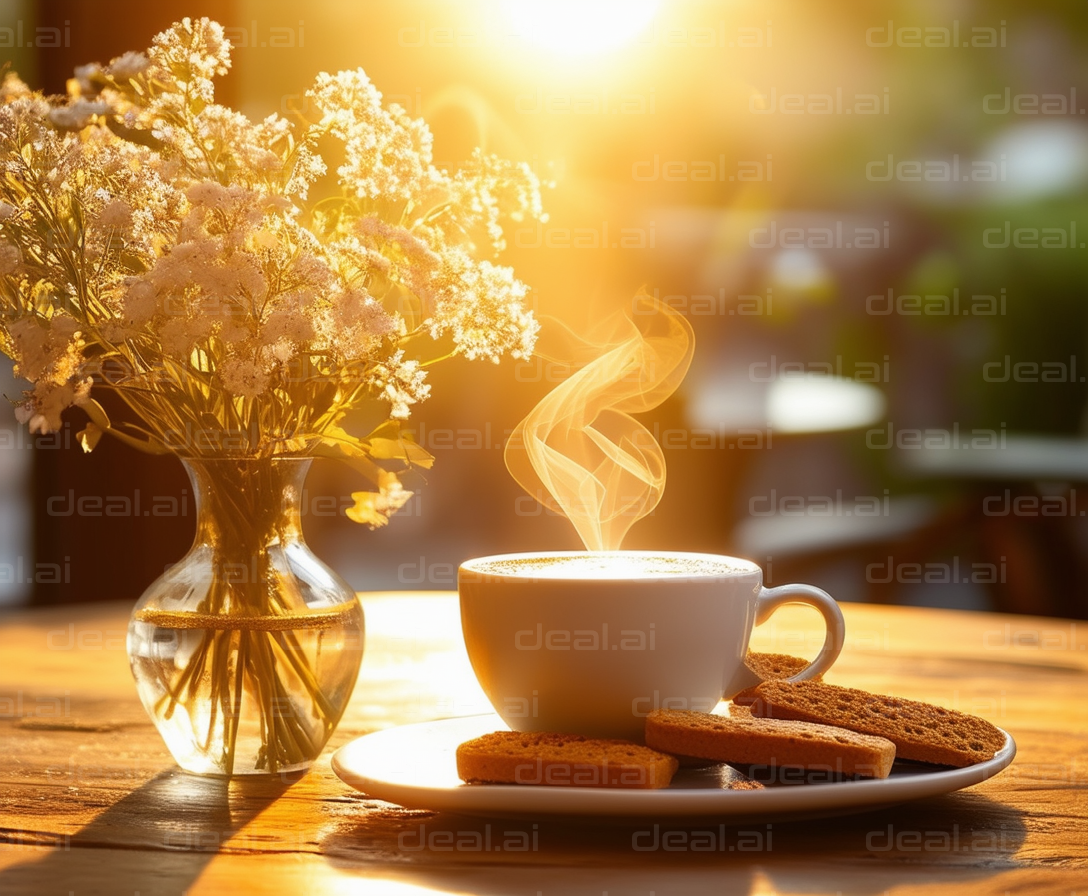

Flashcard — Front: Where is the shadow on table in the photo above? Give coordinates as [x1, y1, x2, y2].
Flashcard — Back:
[0, 768, 303, 896]
[320, 790, 1027, 895]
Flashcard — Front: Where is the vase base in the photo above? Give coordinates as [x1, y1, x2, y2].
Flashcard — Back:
[130, 600, 364, 777]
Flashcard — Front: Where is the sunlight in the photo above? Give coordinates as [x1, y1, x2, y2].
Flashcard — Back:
[500, 0, 661, 56]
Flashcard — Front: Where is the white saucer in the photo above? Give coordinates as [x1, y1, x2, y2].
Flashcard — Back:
[332, 714, 1016, 822]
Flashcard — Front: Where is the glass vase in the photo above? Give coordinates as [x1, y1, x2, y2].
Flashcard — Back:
[127, 458, 364, 776]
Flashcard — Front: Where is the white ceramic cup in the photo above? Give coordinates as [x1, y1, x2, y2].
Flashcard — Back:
[458, 550, 846, 740]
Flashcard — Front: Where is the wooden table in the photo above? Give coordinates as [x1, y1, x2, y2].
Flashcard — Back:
[1, 593, 1086, 895]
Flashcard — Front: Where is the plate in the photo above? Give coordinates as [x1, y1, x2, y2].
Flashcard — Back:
[331, 714, 1016, 822]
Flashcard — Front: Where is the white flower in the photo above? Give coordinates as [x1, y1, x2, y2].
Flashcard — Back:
[122, 279, 157, 325]
[108, 51, 150, 82]
[307, 70, 434, 202]
[260, 309, 313, 345]
[48, 99, 110, 130]
[97, 199, 132, 230]
[218, 356, 271, 398]
[148, 17, 231, 103]
[427, 252, 538, 361]
[368, 350, 430, 419]
[72, 63, 103, 96]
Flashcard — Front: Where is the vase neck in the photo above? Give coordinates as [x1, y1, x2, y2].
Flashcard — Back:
[182, 458, 312, 551]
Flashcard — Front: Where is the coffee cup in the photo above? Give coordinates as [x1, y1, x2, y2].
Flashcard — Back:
[458, 550, 845, 740]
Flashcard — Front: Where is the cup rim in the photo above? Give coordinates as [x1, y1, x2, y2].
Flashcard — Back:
[458, 550, 761, 583]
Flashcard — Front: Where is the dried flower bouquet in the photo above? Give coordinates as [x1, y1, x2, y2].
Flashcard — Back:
[0, 17, 545, 773]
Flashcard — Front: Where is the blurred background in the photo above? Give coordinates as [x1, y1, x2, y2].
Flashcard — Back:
[3, 0, 1088, 618]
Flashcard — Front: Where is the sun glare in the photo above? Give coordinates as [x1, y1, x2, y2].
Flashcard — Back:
[501, 0, 661, 56]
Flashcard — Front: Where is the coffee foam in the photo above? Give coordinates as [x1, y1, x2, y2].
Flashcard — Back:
[466, 554, 751, 580]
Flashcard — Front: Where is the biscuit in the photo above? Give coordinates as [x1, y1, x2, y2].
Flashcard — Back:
[456, 731, 679, 789]
[749, 680, 1006, 767]
[732, 652, 821, 706]
[645, 709, 896, 778]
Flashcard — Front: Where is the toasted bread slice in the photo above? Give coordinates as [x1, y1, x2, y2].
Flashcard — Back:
[456, 731, 678, 789]
[732, 652, 822, 706]
[749, 680, 1006, 767]
[645, 709, 896, 779]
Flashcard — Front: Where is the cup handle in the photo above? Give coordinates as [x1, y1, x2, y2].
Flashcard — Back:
[751, 583, 846, 683]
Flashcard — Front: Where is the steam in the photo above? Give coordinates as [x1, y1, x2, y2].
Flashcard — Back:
[505, 290, 694, 550]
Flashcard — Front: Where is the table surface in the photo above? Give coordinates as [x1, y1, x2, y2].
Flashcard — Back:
[1, 593, 1086, 896]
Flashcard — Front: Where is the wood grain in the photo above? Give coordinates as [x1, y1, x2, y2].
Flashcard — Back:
[1, 595, 1085, 896]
